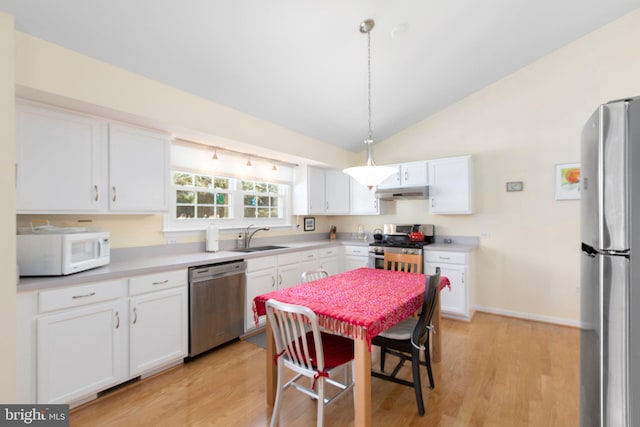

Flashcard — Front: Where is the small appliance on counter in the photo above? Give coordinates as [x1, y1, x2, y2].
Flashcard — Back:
[17, 225, 110, 276]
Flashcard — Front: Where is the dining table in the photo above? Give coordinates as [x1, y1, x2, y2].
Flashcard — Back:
[252, 267, 450, 427]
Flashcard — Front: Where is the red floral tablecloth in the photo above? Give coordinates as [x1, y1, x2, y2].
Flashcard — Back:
[253, 268, 450, 350]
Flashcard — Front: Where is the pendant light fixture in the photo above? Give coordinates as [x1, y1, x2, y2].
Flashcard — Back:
[343, 19, 396, 189]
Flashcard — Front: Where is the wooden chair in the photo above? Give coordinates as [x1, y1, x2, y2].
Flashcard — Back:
[301, 268, 329, 283]
[371, 267, 441, 416]
[383, 252, 423, 273]
[265, 299, 355, 427]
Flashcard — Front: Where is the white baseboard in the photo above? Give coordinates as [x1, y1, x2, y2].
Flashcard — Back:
[474, 305, 580, 328]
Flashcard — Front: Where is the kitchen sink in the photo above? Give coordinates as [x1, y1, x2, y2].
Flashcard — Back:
[230, 245, 289, 253]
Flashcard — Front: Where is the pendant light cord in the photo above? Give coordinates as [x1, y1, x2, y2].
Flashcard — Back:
[367, 30, 373, 141]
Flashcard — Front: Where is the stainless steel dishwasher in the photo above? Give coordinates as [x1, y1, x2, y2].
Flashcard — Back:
[188, 260, 246, 357]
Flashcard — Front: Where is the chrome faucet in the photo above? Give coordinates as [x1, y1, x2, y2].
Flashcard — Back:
[245, 224, 270, 248]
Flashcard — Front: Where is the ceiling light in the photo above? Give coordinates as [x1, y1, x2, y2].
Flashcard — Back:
[343, 19, 396, 190]
[211, 149, 218, 161]
[272, 162, 278, 174]
[246, 158, 252, 168]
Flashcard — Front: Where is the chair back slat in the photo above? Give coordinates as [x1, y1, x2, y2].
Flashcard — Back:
[413, 267, 441, 347]
[383, 252, 423, 273]
[301, 268, 329, 283]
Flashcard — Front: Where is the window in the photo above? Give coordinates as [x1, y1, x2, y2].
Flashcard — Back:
[166, 170, 290, 231]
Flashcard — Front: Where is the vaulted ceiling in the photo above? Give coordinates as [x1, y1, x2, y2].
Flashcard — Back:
[2, 0, 639, 152]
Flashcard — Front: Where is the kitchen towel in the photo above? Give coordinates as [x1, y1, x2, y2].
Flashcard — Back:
[205, 225, 219, 252]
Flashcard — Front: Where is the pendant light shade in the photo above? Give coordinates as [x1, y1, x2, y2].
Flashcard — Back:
[343, 19, 396, 189]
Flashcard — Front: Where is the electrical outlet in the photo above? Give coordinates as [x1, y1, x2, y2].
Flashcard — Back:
[480, 231, 490, 238]
[167, 238, 178, 244]
[576, 286, 581, 296]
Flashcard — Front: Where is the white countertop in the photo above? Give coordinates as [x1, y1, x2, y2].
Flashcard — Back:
[18, 240, 370, 292]
[424, 243, 477, 253]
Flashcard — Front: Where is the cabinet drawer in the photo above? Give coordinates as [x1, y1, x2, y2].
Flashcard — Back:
[343, 245, 368, 256]
[278, 251, 302, 266]
[247, 256, 276, 273]
[298, 250, 318, 263]
[129, 269, 186, 296]
[424, 251, 467, 265]
[39, 280, 124, 314]
[318, 247, 339, 258]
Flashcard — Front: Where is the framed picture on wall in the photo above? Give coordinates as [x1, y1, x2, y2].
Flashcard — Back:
[555, 162, 581, 200]
[303, 217, 315, 232]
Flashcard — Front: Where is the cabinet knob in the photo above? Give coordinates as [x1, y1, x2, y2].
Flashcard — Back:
[112, 186, 117, 202]
[114, 311, 120, 329]
[132, 307, 138, 324]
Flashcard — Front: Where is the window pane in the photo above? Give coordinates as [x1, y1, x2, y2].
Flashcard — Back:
[270, 197, 278, 207]
[214, 178, 229, 189]
[176, 190, 195, 204]
[173, 172, 193, 186]
[216, 193, 228, 205]
[258, 196, 270, 206]
[216, 207, 229, 218]
[244, 207, 256, 218]
[176, 206, 194, 219]
[244, 195, 257, 206]
[197, 192, 216, 205]
[257, 208, 270, 218]
[268, 184, 278, 193]
[195, 175, 212, 188]
[197, 206, 215, 218]
[241, 181, 254, 191]
[270, 208, 279, 218]
[256, 183, 267, 193]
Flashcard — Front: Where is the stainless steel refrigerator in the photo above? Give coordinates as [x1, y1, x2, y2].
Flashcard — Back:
[580, 97, 640, 426]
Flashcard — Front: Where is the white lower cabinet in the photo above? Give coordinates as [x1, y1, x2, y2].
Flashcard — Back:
[36, 280, 127, 405]
[245, 256, 278, 331]
[128, 270, 188, 377]
[33, 269, 188, 405]
[342, 245, 370, 272]
[424, 250, 473, 320]
[317, 247, 339, 276]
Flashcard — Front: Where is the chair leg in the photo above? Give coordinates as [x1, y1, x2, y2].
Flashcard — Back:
[270, 361, 285, 427]
[316, 377, 325, 427]
[411, 346, 425, 416]
[380, 346, 387, 372]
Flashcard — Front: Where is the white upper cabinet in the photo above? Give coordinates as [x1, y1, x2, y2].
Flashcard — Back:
[324, 170, 350, 214]
[349, 178, 380, 215]
[428, 155, 473, 214]
[293, 166, 350, 216]
[16, 103, 104, 212]
[377, 161, 428, 188]
[16, 102, 170, 214]
[108, 124, 170, 212]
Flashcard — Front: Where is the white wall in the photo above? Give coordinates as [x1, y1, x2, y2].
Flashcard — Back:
[0, 12, 17, 402]
[337, 9, 640, 324]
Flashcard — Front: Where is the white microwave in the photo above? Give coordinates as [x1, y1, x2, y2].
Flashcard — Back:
[17, 232, 110, 276]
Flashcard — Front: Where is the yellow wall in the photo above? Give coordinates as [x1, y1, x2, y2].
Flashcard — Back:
[337, 9, 640, 324]
[0, 12, 17, 403]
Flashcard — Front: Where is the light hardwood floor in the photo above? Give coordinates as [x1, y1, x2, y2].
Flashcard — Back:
[70, 313, 579, 426]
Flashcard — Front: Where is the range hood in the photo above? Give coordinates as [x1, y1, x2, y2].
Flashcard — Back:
[374, 186, 430, 200]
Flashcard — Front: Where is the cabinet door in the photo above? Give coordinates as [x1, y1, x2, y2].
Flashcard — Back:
[16, 104, 104, 212]
[402, 161, 429, 186]
[129, 287, 187, 377]
[109, 124, 170, 212]
[37, 300, 126, 404]
[308, 166, 326, 214]
[245, 269, 276, 331]
[278, 263, 300, 289]
[425, 262, 467, 317]
[429, 156, 473, 214]
[376, 164, 402, 188]
[318, 257, 339, 276]
[350, 178, 379, 214]
[325, 170, 350, 214]
[344, 256, 369, 272]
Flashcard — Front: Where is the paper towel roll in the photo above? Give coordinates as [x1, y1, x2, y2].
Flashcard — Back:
[205, 225, 219, 252]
